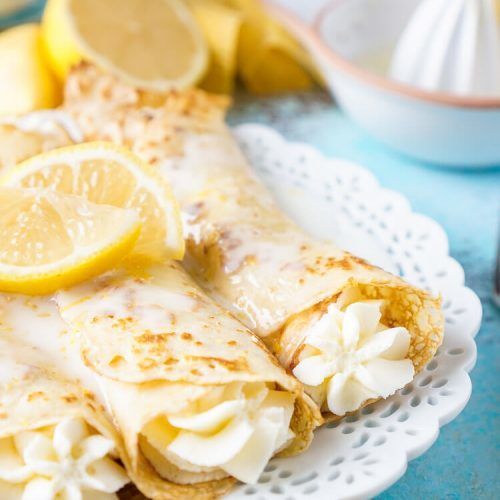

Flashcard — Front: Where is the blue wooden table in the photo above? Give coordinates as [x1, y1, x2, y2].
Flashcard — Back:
[229, 91, 500, 499]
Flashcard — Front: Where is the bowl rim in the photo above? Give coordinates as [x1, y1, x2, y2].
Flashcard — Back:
[267, 0, 500, 110]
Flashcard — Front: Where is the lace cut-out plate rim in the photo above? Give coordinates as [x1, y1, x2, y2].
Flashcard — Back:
[228, 124, 481, 500]
[8, 111, 479, 500]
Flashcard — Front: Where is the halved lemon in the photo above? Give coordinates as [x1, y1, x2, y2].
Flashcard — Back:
[0, 187, 140, 295]
[42, 0, 208, 90]
[2, 142, 185, 261]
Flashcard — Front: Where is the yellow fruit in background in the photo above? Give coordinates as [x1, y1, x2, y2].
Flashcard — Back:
[230, 0, 317, 95]
[188, 0, 242, 94]
[42, 0, 208, 91]
[41, 0, 319, 96]
[187, 0, 320, 95]
[41, 0, 81, 81]
[0, 24, 61, 116]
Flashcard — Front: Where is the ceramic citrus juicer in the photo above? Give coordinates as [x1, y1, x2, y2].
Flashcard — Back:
[390, 0, 500, 97]
[268, 0, 500, 167]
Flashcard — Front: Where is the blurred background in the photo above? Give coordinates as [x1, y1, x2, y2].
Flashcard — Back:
[0, 0, 45, 28]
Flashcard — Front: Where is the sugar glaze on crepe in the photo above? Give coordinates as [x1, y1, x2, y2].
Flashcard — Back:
[0, 111, 82, 171]
[63, 63, 444, 419]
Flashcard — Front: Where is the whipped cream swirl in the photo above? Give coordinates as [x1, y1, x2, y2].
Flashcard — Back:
[0, 417, 129, 500]
[293, 300, 414, 415]
[141, 382, 295, 484]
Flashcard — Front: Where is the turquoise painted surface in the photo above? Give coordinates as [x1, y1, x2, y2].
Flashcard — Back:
[229, 91, 500, 499]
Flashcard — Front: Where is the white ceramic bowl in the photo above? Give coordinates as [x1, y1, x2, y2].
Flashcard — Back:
[268, 0, 500, 168]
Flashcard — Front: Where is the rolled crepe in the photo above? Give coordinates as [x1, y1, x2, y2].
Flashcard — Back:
[0, 334, 129, 499]
[64, 64, 444, 420]
[0, 111, 81, 171]
[54, 261, 319, 495]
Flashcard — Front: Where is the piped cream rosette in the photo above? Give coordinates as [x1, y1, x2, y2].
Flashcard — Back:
[0, 336, 129, 500]
[292, 296, 414, 416]
[56, 261, 320, 497]
[140, 382, 295, 484]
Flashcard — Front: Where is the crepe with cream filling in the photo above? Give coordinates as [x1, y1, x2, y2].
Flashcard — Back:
[63, 63, 444, 420]
[0, 334, 129, 500]
[55, 261, 319, 497]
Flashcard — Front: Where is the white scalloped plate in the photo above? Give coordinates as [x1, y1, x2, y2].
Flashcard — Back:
[228, 124, 481, 500]
[10, 112, 480, 500]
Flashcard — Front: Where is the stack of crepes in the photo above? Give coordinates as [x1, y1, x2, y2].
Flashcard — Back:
[62, 63, 444, 421]
[0, 113, 319, 498]
[0, 62, 443, 499]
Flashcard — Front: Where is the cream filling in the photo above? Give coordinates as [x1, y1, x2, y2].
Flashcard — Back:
[293, 299, 414, 416]
[141, 382, 295, 484]
[0, 417, 129, 500]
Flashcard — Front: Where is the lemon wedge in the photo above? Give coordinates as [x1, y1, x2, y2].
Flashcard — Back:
[0, 24, 61, 116]
[233, 0, 317, 94]
[0, 187, 140, 295]
[2, 142, 185, 261]
[42, 0, 208, 91]
[188, 0, 320, 95]
[188, 0, 242, 94]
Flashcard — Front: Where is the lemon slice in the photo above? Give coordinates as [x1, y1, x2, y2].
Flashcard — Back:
[42, 0, 208, 90]
[2, 142, 185, 261]
[0, 187, 140, 295]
